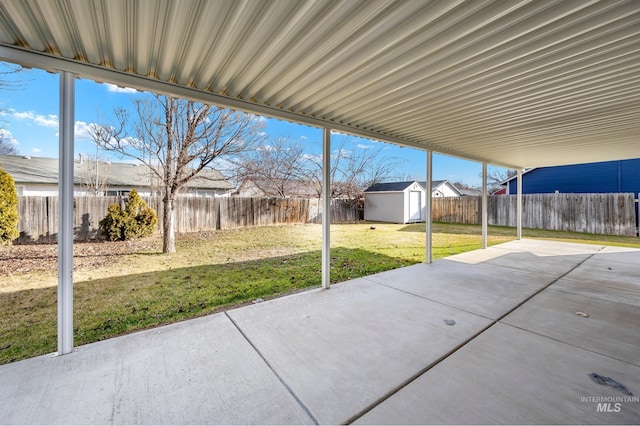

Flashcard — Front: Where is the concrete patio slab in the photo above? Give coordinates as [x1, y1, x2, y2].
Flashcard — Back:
[227, 278, 493, 425]
[0, 313, 314, 425]
[563, 256, 640, 292]
[356, 323, 640, 425]
[1, 239, 637, 425]
[492, 239, 604, 256]
[596, 245, 640, 264]
[363, 260, 554, 319]
[503, 278, 640, 367]
[447, 246, 594, 278]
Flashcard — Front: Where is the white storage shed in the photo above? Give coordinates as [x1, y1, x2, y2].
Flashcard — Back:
[364, 181, 425, 224]
[364, 180, 461, 224]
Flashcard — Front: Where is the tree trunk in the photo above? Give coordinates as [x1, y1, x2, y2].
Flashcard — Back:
[163, 195, 176, 253]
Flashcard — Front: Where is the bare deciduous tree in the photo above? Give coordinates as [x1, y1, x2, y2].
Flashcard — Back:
[238, 136, 404, 200]
[237, 137, 311, 198]
[91, 94, 265, 253]
[0, 136, 17, 155]
[0, 63, 25, 156]
[77, 154, 110, 196]
[306, 136, 406, 199]
[485, 168, 516, 193]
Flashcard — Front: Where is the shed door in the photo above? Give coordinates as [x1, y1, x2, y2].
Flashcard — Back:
[409, 191, 422, 222]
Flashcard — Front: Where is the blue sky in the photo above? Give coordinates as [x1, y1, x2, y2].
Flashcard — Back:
[0, 64, 506, 187]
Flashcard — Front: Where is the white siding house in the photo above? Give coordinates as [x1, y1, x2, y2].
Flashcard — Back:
[0, 155, 234, 197]
[431, 180, 462, 197]
[364, 180, 461, 224]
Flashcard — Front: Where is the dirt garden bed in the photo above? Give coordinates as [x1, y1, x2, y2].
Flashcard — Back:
[0, 239, 159, 275]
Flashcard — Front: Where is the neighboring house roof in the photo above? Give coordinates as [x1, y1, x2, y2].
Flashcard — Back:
[418, 180, 462, 196]
[0, 155, 233, 190]
[457, 188, 482, 196]
[500, 169, 533, 185]
[235, 177, 317, 198]
[492, 187, 507, 195]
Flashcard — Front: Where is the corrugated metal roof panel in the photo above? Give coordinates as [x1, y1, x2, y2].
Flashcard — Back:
[0, 0, 639, 169]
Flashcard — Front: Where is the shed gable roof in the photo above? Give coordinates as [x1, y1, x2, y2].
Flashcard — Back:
[365, 180, 459, 193]
[364, 181, 416, 193]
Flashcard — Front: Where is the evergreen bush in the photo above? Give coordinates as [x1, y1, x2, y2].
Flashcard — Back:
[99, 189, 157, 241]
[0, 166, 19, 245]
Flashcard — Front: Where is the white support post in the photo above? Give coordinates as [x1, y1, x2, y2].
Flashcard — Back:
[321, 128, 331, 289]
[425, 151, 433, 264]
[516, 169, 522, 240]
[58, 71, 75, 355]
[482, 162, 488, 249]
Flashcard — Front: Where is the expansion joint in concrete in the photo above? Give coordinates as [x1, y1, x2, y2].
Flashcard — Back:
[224, 312, 319, 425]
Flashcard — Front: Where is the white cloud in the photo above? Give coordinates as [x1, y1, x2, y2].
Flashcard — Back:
[0, 129, 18, 146]
[74, 121, 94, 140]
[12, 110, 59, 128]
[104, 83, 137, 94]
[357, 143, 372, 149]
[332, 148, 351, 158]
[246, 113, 267, 123]
[31, 148, 41, 153]
[257, 144, 276, 152]
[301, 153, 321, 162]
[119, 136, 140, 147]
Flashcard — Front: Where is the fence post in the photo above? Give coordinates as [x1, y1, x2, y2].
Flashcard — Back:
[631, 192, 640, 237]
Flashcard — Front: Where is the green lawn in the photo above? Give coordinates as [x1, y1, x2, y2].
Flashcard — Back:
[1, 222, 638, 365]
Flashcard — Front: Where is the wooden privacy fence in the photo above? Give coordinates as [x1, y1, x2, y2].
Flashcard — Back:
[432, 193, 638, 236]
[16, 196, 359, 243]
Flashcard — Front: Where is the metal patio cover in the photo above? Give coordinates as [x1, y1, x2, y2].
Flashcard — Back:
[1, 0, 639, 169]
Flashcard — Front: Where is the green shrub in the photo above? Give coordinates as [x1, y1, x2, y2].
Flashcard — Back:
[99, 189, 157, 241]
[0, 166, 19, 245]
